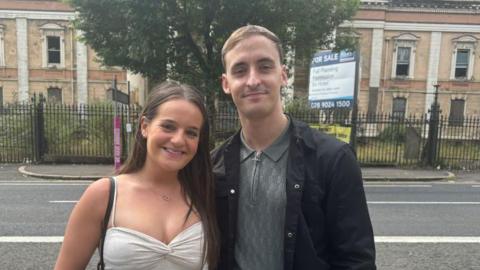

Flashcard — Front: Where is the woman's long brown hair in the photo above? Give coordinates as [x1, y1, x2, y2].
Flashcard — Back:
[119, 81, 219, 268]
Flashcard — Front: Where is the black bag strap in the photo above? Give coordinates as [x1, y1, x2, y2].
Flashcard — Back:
[97, 177, 115, 270]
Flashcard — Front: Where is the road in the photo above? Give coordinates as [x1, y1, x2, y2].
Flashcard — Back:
[1, 164, 479, 269]
[365, 181, 480, 270]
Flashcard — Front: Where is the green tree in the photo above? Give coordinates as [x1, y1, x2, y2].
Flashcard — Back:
[66, 0, 359, 137]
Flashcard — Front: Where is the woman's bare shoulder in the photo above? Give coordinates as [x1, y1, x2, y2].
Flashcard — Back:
[77, 177, 113, 215]
[86, 177, 111, 196]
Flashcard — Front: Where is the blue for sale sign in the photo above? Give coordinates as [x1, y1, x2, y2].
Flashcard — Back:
[308, 50, 357, 109]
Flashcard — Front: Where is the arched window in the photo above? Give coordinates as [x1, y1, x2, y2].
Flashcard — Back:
[449, 98, 465, 126]
[391, 33, 419, 79]
[392, 97, 407, 119]
[40, 23, 66, 69]
[47, 87, 62, 104]
[450, 35, 477, 80]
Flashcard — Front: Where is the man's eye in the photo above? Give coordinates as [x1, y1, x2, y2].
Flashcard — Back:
[260, 64, 272, 71]
[232, 67, 246, 75]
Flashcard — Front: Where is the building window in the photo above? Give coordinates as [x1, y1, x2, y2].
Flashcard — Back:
[396, 47, 411, 77]
[449, 99, 465, 126]
[454, 49, 469, 79]
[40, 23, 65, 68]
[47, 87, 62, 104]
[450, 35, 477, 81]
[47, 36, 61, 64]
[392, 97, 406, 118]
[391, 33, 419, 79]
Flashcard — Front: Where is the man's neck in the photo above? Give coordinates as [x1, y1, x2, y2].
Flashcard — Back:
[239, 112, 289, 151]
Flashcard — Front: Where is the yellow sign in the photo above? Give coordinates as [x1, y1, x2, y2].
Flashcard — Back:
[310, 123, 351, 143]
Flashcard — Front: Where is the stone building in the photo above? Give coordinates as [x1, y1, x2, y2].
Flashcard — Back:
[294, 0, 480, 122]
[348, 0, 480, 119]
[0, 0, 133, 105]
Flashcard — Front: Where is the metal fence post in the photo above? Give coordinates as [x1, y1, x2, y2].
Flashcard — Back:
[32, 94, 46, 162]
[426, 84, 441, 166]
[349, 48, 361, 151]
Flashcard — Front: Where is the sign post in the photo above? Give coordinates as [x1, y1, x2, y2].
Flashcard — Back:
[112, 76, 122, 172]
[308, 50, 359, 147]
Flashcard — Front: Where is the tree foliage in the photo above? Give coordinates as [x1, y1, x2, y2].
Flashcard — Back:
[67, 0, 359, 137]
[68, 0, 358, 88]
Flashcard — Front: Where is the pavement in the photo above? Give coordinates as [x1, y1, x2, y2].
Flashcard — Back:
[16, 163, 457, 181]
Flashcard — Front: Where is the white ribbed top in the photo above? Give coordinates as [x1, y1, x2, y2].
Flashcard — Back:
[103, 178, 207, 270]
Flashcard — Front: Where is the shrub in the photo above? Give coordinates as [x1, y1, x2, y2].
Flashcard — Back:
[378, 124, 406, 142]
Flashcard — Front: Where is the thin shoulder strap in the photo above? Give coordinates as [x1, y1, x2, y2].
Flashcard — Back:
[110, 177, 118, 227]
[97, 177, 115, 270]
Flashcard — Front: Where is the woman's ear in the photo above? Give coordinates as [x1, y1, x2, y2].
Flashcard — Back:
[140, 116, 148, 138]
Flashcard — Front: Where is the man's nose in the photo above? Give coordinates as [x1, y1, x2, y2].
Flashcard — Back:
[246, 69, 260, 87]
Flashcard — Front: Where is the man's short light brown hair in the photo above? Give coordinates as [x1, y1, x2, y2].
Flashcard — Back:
[221, 25, 284, 69]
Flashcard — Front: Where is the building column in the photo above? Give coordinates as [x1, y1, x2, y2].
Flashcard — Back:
[426, 32, 442, 115]
[0, 25, 5, 67]
[16, 18, 29, 102]
[76, 30, 88, 105]
[127, 71, 146, 106]
[368, 28, 384, 115]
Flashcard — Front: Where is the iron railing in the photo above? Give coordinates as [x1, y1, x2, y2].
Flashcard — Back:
[1, 102, 479, 169]
[0, 98, 140, 163]
[0, 103, 35, 163]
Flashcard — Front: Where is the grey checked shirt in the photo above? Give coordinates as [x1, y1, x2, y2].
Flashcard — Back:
[234, 120, 290, 270]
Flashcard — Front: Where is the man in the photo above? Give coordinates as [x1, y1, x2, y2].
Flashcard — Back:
[212, 25, 376, 270]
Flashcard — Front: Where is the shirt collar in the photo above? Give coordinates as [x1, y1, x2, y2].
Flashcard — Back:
[239, 116, 291, 163]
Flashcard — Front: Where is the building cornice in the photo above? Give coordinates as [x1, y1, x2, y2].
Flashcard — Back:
[0, 10, 75, 20]
[343, 20, 480, 33]
[360, 1, 480, 14]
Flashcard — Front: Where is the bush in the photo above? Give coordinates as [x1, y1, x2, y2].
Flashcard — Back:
[378, 124, 406, 142]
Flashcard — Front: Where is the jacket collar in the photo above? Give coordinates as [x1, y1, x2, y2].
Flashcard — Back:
[289, 117, 316, 151]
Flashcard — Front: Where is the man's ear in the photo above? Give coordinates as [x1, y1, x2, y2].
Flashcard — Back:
[221, 73, 231, 95]
[281, 65, 288, 87]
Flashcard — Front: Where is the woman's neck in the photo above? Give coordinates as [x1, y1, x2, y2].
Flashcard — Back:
[135, 161, 180, 188]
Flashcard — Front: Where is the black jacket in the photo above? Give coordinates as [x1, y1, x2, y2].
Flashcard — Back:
[211, 118, 376, 270]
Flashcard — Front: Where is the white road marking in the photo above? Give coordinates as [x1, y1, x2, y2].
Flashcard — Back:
[375, 236, 480, 243]
[0, 181, 90, 186]
[3, 236, 480, 243]
[369, 201, 480, 205]
[0, 236, 63, 243]
[365, 184, 432, 187]
[472, 185, 480, 188]
[0, 180, 91, 184]
[49, 200, 78, 203]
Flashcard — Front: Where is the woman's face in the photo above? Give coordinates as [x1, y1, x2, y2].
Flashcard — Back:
[141, 99, 203, 173]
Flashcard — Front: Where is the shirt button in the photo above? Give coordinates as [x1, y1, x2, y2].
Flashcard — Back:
[230, 189, 236, 194]
[287, 232, 294, 238]
[294, 184, 301, 190]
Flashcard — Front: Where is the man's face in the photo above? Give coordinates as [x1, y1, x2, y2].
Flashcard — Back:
[222, 35, 287, 120]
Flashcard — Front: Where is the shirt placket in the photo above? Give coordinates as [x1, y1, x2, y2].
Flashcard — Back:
[250, 151, 262, 204]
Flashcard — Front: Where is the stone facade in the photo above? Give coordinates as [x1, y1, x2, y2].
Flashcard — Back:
[295, 0, 480, 119]
[351, 0, 480, 117]
[0, 0, 129, 105]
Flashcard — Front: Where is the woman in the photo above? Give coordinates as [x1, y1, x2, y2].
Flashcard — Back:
[55, 81, 218, 270]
